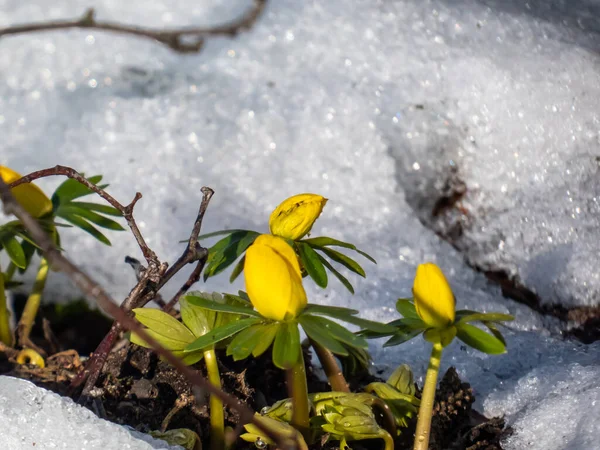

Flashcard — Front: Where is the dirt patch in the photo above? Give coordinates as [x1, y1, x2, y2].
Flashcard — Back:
[1, 336, 508, 449]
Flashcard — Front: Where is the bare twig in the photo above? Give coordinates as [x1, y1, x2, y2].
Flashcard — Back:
[9, 165, 159, 271]
[0, 1, 267, 53]
[10, 166, 210, 396]
[0, 175, 298, 449]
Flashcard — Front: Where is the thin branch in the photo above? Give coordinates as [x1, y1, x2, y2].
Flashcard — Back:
[0, 1, 267, 53]
[9, 165, 159, 270]
[0, 175, 298, 449]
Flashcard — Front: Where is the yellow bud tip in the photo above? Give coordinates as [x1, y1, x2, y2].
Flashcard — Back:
[0, 166, 52, 218]
[244, 234, 307, 321]
[16, 348, 46, 368]
[269, 193, 328, 240]
[413, 263, 456, 329]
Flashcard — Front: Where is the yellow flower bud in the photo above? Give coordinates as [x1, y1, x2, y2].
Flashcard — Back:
[244, 234, 307, 321]
[413, 263, 455, 328]
[269, 193, 328, 240]
[0, 166, 52, 218]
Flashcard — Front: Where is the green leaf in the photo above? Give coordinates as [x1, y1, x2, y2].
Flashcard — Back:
[227, 323, 277, 361]
[229, 254, 246, 283]
[318, 247, 365, 277]
[304, 304, 397, 334]
[184, 294, 260, 317]
[179, 297, 212, 338]
[184, 317, 261, 352]
[383, 329, 423, 347]
[316, 253, 354, 293]
[250, 322, 280, 357]
[197, 229, 254, 240]
[303, 304, 359, 316]
[60, 213, 111, 245]
[296, 242, 328, 288]
[304, 315, 368, 350]
[132, 308, 195, 348]
[1, 236, 26, 269]
[51, 175, 104, 204]
[68, 201, 122, 216]
[303, 236, 376, 263]
[299, 315, 349, 356]
[272, 321, 301, 369]
[395, 299, 419, 319]
[130, 328, 191, 351]
[387, 364, 416, 396]
[203, 231, 259, 281]
[483, 321, 507, 346]
[456, 323, 507, 354]
[57, 205, 124, 231]
[456, 312, 515, 325]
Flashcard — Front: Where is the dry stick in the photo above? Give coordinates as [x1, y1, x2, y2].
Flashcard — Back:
[0, 177, 298, 450]
[9, 166, 208, 393]
[76, 190, 212, 396]
[0, 0, 267, 54]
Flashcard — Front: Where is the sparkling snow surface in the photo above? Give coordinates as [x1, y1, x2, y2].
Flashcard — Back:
[0, 376, 182, 449]
[1, 0, 599, 449]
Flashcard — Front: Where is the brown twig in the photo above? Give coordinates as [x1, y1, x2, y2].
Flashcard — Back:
[76, 188, 212, 395]
[9, 165, 159, 271]
[0, 175, 298, 449]
[0, 1, 267, 54]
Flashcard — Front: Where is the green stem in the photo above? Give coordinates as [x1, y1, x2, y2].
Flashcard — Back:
[309, 339, 349, 392]
[413, 342, 443, 450]
[0, 271, 13, 346]
[204, 347, 225, 450]
[380, 429, 395, 450]
[17, 257, 49, 347]
[287, 350, 310, 439]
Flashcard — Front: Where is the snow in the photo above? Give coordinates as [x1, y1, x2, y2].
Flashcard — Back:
[0, 376, 182, 449]
[1, 0, 599, 448]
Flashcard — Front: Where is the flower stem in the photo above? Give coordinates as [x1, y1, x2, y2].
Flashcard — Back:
[413, 341, 443, 450]
[0, 271, 12, 346]
[309, 339, 349, 392]
[203, 347, 225, 450]
[286, 350, 310, 438]
[17, 257, 49, 347]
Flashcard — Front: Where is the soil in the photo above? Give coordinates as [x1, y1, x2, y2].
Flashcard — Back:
[0, 301, 509, 449]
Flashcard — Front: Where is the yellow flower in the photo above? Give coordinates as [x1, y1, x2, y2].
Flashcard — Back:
[269, 193, 328, 240]
[244, 234, 307, 321]
[0, 166, 52, 218]
[413, 263, 455, 328]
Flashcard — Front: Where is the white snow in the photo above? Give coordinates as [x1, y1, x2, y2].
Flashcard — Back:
[1, 0, 599, 448]
[0, 376, 182, 449]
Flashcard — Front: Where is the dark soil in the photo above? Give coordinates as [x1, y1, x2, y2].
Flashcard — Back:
[0, 304, 510, 449]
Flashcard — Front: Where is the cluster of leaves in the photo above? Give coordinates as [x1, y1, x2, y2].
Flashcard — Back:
[0, 175, 123, 273]
[200, 230, 374, 294]
[179, 292, 393, 370]
[369, 298, 513, 354]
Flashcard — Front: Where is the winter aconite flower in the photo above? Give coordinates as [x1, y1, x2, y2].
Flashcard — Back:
[0, 166, 52, 218]
[412, 263, 455, 329]
[244, 234, 307, 321]
[269, 193, 328, 240]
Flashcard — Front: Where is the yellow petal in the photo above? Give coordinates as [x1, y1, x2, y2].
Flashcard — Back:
[269, 193, 328, 240]
[244, 234, 307, 321]
[0, 166, 52, 218]
[413, 263, 455, 328]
